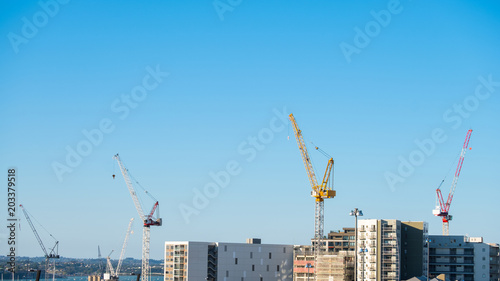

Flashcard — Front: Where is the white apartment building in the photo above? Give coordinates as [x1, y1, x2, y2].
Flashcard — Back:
[357, 219, 401, 281]
[357, 220, 428, 281]
[165, 239, 293, 281]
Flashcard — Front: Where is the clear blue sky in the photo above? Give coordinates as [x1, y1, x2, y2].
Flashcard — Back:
[1, 1, 499, 260]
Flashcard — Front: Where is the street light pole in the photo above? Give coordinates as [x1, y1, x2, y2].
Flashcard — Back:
[350, 208, 363, 281]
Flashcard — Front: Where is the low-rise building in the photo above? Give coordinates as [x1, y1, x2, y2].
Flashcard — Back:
[165, 239, 293, 281]
[326, 228, 357, 253]
[293, 245, 315, 281]
[428, 235, 493, 281]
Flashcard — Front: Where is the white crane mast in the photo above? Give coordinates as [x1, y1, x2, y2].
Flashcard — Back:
[113, 154, 161, 281]
[106, 251, 116, 278]
[116, 218, 134, 277]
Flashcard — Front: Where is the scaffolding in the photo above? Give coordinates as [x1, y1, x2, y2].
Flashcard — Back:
[315, 252, 354, 281]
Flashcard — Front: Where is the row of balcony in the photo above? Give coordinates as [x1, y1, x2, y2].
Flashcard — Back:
[430, 269, 474, 274]
[429, 261, 474, 265]
[359, 226, 376, 232]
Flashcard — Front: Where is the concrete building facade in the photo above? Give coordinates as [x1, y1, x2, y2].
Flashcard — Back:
[165, 240, 293, 281]
[326, 228, 357, 253]
[401, 222, 429, 280]
[489, 243, 500, 281]
[428, 235, 495, 281]
[356, 220, 428, 281]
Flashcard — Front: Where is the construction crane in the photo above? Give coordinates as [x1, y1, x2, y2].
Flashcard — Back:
[433, 129, 473, 235]
[105, 250, 116, 280]
[113, 154, 162, 281]
[19, 204, 59, 281]
[288, 114, 336, 270]
[115, 218, 134, 278]
[104, 219, 133, 281]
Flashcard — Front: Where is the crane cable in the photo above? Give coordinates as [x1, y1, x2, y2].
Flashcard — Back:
[23, 208, 58, 242]
[436, 150, 461, 207]
[126, 168, 160, 219]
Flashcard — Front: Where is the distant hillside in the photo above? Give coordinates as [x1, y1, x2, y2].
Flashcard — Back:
[0, 256, 163, 278]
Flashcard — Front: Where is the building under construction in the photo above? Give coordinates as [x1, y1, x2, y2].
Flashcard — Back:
[316, 252, 354, 281]
[293, 245, 354, 281]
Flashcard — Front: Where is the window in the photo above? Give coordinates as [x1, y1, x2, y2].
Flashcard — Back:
[252, 265, 255, 271]
[483, 257, 486, 261]
[267, 265, 269, 271]
[235, 258, 238, 264]
[224, 245, 227, 252]
[269, 252, 272, 259]
[250, 252, 253, 259]
[241, 278, 244, 281]
[226, 271, 229, 277]
[260, 278, 263, 281]
[483, 248, 486, 252]
[277, 265, 280, 271]
[283, 247, 286, 253]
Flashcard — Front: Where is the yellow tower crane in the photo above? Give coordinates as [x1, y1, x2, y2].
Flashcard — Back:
[289, 113, 335, 274]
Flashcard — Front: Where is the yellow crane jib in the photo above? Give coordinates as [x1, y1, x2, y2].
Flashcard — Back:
[316, 158, 335, 200]
[289, 113, 336, 200]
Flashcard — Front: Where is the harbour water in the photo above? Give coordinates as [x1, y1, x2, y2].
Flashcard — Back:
[2, 276, 164, 281]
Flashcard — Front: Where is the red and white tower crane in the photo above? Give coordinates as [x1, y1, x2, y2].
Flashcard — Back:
[113, 154, 161, 281]
[433, 129, 472, 235]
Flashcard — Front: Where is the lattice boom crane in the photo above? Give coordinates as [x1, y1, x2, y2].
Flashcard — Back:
[433, 129, 472, 235]
[116, 218, 134, 277]
[289, 113, 335, 272]
[113, 154, 161, 281]
[19, 204, 59, 281]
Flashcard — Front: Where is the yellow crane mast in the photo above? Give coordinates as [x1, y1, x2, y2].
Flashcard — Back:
[289, 113, 335, 273]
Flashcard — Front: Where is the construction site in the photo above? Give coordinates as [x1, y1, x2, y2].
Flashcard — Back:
[3, 1, 499, 281]
[12, 113, 499, 281]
